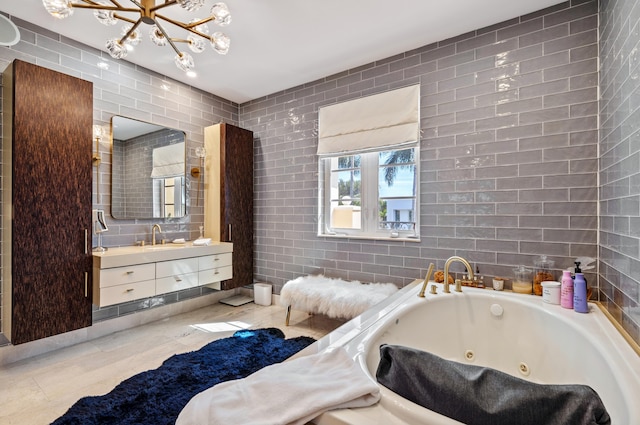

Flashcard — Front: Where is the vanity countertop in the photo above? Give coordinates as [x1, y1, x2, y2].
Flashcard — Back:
[93, 242, 233, 269]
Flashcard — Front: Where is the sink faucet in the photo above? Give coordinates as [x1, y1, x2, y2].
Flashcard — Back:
[152, 224, 162, 246]
[443, 256, 473, 293]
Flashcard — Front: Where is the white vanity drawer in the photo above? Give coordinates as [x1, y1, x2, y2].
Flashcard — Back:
[156, 272, 199, 293]
[156, 258, 199, 278]
[99, 263, 156, 288]
[199, 265, 232, 285]
[198, 253, 232, 270]
[99, 279, 156, 307]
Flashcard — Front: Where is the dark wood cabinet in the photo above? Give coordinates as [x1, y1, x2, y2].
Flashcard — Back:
[2, 60, 93, 345]
[204, 123, 253, 290]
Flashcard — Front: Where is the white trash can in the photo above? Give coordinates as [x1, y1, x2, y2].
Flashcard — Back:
[254, 283, 272, 306]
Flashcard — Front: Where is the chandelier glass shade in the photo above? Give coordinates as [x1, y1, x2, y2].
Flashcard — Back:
[41, 0, 231, 73]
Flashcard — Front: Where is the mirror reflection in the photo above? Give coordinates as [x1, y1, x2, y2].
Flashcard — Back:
[111, 116, 187, 219]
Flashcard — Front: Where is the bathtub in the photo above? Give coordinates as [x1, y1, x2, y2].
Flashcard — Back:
[312, 282, 640, 425]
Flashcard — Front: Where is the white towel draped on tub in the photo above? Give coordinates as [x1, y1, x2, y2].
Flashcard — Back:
[176, 347, 380, 425]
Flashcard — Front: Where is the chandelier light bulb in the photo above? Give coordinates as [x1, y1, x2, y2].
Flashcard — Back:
[121, 25, 142, 46]
[188, 35, 206, 53]
[149, 25, 167, 46]
[174, 52, 195, 72]
[177, 0, 205, 12]
[211, 3, 231, 26]
[93, 1, 117, 25]
[211, 32, 230, 55]
[42, 0, 74, 19]
[189, 18, 210, 35]
[105, 38, 128, 59]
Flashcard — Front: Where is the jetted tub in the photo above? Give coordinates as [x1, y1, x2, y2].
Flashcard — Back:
[312, 282, 640, 425]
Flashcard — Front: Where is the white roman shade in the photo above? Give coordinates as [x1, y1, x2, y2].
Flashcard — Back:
[150, 142, 185, 178]
[317, 84, 420, 156]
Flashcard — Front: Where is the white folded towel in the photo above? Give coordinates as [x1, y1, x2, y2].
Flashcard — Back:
[172, 238, 186, 244]
[176, 347, 380, 425]
[192, 238, 211, 246]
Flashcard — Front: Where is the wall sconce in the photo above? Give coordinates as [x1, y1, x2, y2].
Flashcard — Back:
[191, 146, 205, 178]
[92, 125, 104, 166]
[191, 146, 206, 206]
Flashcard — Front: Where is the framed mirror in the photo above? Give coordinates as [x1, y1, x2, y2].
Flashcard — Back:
[111, 116, 187, 219]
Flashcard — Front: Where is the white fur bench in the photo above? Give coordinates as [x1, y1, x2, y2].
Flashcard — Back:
[279, 275, 398, 325]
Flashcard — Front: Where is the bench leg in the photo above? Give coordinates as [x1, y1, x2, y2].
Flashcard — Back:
[285, 305, 291, 326]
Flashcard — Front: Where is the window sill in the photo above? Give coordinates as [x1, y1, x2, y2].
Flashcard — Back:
[318, 233, 421, 243]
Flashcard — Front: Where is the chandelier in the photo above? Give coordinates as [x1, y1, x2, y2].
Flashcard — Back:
[41, 0, 231, 73]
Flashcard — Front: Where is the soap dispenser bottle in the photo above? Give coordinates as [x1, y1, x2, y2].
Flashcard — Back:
[574, 261, 586, 283]
[561, 270, 574, 309]
[573, 273, 588, 313]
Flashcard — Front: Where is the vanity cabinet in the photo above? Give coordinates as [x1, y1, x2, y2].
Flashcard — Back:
[93, 244, 233, 307]
[97, 263, 156, 307]
[204, 123, 253, 290]
[2, 60, 93, 345]
[198, 252, 233, 286]
[156, 258, 200, 294]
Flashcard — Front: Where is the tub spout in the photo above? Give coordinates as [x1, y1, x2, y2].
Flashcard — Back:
[418, 263, 435, 298]
[443, 256, 473, 293]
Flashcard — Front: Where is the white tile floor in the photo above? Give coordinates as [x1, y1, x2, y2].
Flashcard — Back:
[0, 300, 344, 425]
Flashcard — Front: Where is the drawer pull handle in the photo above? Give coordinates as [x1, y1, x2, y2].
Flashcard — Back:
[126, 288, 134, 293]
[214, 271, 219, 275]
[174, 276, 182, 282]
[126, 271, 134, 275]
[214, 257, 220, 261]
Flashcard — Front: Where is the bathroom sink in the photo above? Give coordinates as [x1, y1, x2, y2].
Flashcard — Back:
[142, 244, 186, 251]
[92, 241, 233, 268]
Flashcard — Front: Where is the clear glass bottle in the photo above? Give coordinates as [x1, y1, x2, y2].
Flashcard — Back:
[513, 265, 533, 294]
[533, 255, 555, 296]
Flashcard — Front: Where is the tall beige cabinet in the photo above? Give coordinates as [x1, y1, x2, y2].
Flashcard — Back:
[2, 60, 93, 344]
[204, 123, 254, 290]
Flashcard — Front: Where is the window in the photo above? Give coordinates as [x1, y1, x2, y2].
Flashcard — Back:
[320, 146, 419, 239]
[153, 176, 185, 218]
[316, 84, 420, 240]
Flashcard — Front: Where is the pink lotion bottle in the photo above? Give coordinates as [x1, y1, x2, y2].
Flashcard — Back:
[561, 270, 574, 309]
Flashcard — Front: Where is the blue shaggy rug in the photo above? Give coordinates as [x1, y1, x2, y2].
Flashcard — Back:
[51, 328, 315, 425]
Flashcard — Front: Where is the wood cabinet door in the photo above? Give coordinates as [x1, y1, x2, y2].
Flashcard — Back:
[219, 124, 253, 290]
[8, 60, 93, 344]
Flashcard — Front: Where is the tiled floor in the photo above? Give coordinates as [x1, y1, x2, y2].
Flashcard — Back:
[0, 301, 345, 425]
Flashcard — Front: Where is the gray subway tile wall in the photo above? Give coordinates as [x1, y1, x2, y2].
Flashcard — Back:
[599, 0, 640, 344]
[0, 0, 639, 347]
[240, 0, 640, 344]
[0, 14, 237, 333]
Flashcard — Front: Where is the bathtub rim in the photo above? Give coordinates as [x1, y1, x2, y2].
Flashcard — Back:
[594, 301, 640, 357]
[310, 279, 640, 358]
[310, 280, 640, 425]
